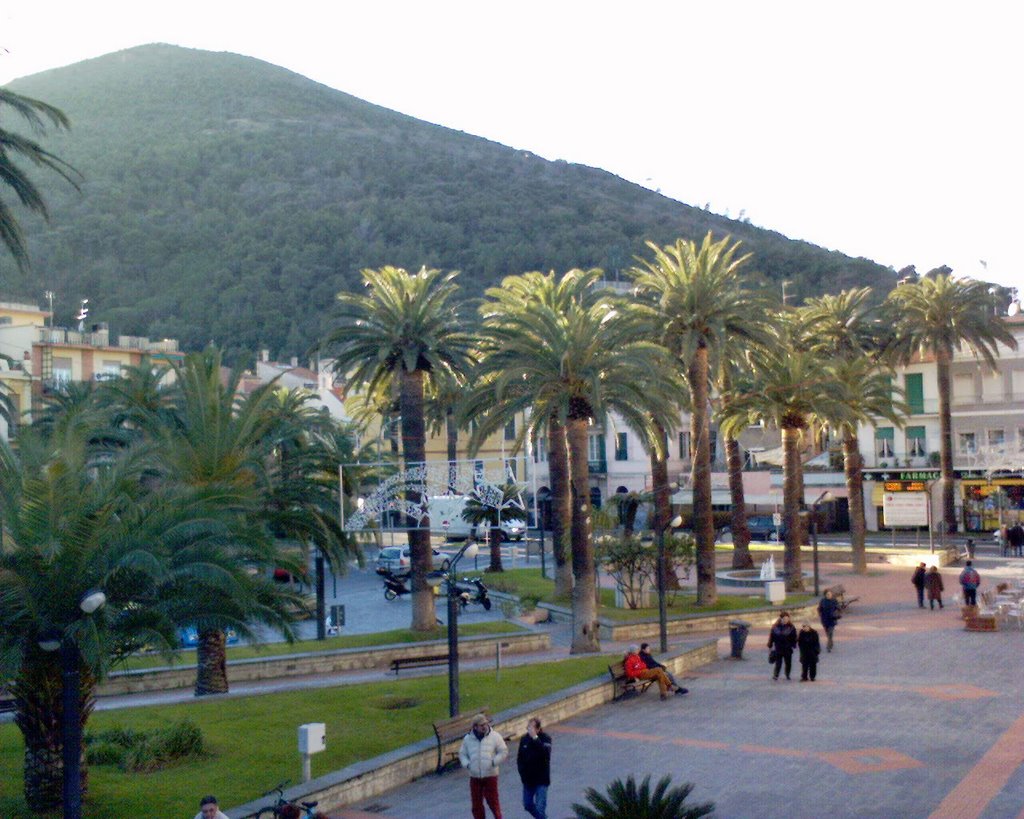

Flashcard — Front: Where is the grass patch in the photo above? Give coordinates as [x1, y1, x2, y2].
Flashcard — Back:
[116, 621, 523, 671]
[0, 655, 613, 818]
[485, 568, 813, 621]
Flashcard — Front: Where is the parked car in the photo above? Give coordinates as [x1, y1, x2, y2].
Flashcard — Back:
[178, 627, 239, 648]
[745, 515, 787, 541]
[375, 546, 451, 576]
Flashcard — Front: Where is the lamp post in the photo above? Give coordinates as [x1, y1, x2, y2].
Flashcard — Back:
[810, 491, 833, 597]
[656, 510, 684, 655]
[38, 589, 106, 819]
[429, 540, 480, 717]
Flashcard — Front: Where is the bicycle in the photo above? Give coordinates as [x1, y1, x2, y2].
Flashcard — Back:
[245, 780, 322, 818]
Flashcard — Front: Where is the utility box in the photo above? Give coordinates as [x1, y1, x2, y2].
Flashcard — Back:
[765, 579, 786, 605]
[298, 722, 326, 755]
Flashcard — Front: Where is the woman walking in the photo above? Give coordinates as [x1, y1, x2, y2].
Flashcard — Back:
[768, 612, 798, 681]
[926, 566, 945, 610]
[797, 623, 821, 681]
[517, 717, 552, 819]
[818, 589, 841, 652]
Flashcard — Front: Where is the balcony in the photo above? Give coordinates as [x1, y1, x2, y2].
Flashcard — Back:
[37, 327, 179, 353]
[588, 459, 608, 474]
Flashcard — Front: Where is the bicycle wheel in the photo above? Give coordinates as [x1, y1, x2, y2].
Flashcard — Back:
[255, 807, 278, 818]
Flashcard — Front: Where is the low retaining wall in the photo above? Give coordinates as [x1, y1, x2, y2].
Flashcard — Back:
[99, 631, 549, 696]
[536, 602, 819, 642]
[225, 639, 719, 817]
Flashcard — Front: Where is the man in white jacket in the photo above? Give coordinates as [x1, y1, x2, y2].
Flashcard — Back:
[458, 713, 509, 819]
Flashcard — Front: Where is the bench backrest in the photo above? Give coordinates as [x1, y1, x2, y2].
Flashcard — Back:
[434, 706, 491, 744]
[608, 661, 626, 678]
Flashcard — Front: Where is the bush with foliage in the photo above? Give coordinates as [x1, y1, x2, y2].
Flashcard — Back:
[572, 774, 715, 818]
[85, 720, 205, 772]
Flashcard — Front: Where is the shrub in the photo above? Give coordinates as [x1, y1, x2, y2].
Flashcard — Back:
[572, 774, 715, 818]
[85, 719, 205, 772]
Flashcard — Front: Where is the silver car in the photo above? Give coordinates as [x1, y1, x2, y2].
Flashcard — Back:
[375, 546, 451, 576]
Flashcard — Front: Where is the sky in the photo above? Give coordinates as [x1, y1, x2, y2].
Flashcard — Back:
[2, 1, 1022, 295]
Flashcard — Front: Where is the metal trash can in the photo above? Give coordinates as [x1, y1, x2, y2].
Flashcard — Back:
[728, 620, 750, 659]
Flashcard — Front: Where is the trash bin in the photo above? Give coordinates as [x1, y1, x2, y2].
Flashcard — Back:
[728, 620, 750, 659]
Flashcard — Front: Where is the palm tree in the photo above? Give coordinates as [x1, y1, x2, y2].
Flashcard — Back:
[461, 481, 527, 572]
[467, 269, 680, 652]
[320, 266, 476, 630]
[572, 774, 715, 819]
[631, 233, 774, 605]
[885, 273, 1018, 532]
[801, 288, 905, 572]
[721, 323, 847, 591]
[0, 88, 80, 269]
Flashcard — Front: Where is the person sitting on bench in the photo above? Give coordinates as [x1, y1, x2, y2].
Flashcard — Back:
[638, 643, 688, 695]
[624, 645, 686, 700]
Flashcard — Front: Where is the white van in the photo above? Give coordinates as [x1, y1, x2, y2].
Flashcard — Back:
[428, 495, 526, 542]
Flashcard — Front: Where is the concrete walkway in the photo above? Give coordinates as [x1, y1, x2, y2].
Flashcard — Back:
[334, 555, 1024, 819]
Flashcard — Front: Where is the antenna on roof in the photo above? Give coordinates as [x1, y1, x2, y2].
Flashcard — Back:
[75, 299, 89, 332]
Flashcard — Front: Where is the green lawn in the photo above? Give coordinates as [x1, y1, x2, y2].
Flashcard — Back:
[487, 568, 813, 620]
[116, 621, 524, 671]
[0, 655, 613, 818]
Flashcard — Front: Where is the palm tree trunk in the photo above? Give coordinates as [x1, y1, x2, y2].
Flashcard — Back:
[566, 413, 599, 653]
[488, 525, 503, 572]
[843, 430, 867, 573]
[782, 424, 805, 591]
[400, 368, 436, 631]
[724, 432, 753, 569]
[547, 417, 573, 598]
[688, 348, 717, 606]
[937, 350, 957, 533]
[649, 420, 679, 590]
[195, 628, 229, 695]
[14, 649, 94, 811]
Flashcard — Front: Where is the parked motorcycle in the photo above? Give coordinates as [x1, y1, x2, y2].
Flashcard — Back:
[453, 576, 492, 611]
[380, 570, 412, 601]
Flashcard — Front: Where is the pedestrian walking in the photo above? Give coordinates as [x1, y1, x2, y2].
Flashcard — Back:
[1008, 522, 1024, 557]
[767, 612, 798, 681]
[911, 563, 927, 608]
[459, 714, 508, 819]
[817, 589, 841, 652]
[959, 560, 981, 606]
[517, 717, 552, 819]
[925, 566, 944, 610]
[797, 623, 821, 681]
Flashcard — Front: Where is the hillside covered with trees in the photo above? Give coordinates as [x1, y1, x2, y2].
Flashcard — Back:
[4, 44, 895, 363]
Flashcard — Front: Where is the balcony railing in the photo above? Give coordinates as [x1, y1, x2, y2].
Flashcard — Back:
[588, 459, 608, 474]
[37, 327, 179, 353]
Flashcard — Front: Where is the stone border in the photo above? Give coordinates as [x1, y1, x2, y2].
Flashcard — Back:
[536, 601, 819, 642]
[99, 631, 548, 696]
[225, 639, 719, 817]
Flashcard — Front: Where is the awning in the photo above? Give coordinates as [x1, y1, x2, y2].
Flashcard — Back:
[906, 426, 926, 439]
[875, 427, 894, 440]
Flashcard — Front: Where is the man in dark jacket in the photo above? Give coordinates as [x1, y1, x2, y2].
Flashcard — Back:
[817, 589, 841, 652]
[517, 717, 552, 819]
[1008, 523, 1024, 557]
[797, 623, 821, 681]
[959, 560, 981, 606]
[911, 563, 927, 608]
[639, 642, 689, 695]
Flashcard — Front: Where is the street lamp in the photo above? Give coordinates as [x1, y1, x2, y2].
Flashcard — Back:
[38, 589, 107, 819]
[810, 492, 834, 597]
[428, 540, 480, 717]
[657, 512, 684, 654]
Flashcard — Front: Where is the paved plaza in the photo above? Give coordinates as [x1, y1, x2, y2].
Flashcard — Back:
[337, 554, 1024, 819]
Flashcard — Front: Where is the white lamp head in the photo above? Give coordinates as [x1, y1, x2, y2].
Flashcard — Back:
[463, 542, 480, 560]
[670, 515, 684, 528]
[79, 589, 107, 615]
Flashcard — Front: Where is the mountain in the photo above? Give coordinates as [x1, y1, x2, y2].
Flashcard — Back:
[4, 44, 896, 363]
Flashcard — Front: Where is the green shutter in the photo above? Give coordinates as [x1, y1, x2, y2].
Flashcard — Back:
[598, 433, 606, 461]
[875, 427, 894, 440]
[906, 426, 926, 439]
[905, 373, 924, 414]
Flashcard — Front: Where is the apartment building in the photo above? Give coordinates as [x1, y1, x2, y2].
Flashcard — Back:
[857, 312, 1024, 532]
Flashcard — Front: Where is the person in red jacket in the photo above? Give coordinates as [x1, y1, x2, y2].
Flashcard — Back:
[624, 645, 686, 700]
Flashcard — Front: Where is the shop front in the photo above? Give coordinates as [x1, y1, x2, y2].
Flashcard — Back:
[961, 478, 1024, 532]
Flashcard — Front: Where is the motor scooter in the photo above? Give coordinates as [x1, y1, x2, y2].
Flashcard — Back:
[454, 576, 492, 611]
[380, 570, 411, 601]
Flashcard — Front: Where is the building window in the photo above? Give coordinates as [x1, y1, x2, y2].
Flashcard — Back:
[588, 433, 606, 464]
[904, 373, 924, 414]
[982, 374, 1004, 402]
[988, 429, 1005, 451]
[958, 432, 976, 454]
[535, 437, 548, 463]
[614, 432, 628, 461]
[503, 418, 516, 442]
[1018, 428, 1024, 453]
[53, 356, 73, 384]
[875, 427, 894, 459]
[679, 431, 691, 460]
[906, 426, 926, 457]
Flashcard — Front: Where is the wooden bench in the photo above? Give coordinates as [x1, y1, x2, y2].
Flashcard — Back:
[390, 654, 448, 675]
[432, 707, 514, 774]
[608, 661, 653, 701]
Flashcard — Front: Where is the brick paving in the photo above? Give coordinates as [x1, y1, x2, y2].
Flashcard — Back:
[340, 554, 1024, 819]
